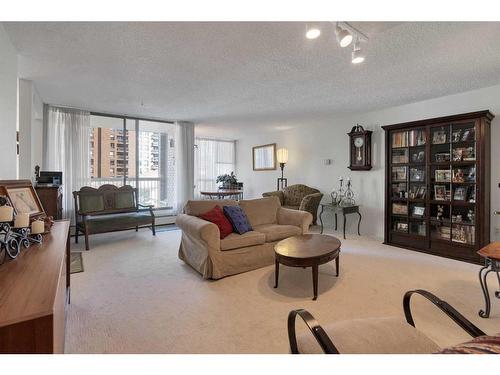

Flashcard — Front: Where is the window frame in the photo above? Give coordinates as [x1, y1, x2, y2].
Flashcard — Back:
[89, 111, 175, 207]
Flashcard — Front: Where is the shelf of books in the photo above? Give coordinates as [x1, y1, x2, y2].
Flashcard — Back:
[384, 111, 493, 263]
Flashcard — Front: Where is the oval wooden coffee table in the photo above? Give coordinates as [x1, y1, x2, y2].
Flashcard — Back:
[274, 234, 341, 300]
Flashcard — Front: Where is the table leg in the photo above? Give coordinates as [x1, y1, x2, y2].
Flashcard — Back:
[319, 205, 325, 234]
[274, 259, 280, 288]
[312, 264, 319, 301]
[335, 254, 340, 277]
[334, 213, 338, 231]
[343, 213, 347, 240]
[357, 211, 362, 236]
[496, 271, 500, 299]
[478, 264, 492, 318]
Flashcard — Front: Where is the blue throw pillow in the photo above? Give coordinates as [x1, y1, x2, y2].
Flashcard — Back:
[223, 206, 252, 235]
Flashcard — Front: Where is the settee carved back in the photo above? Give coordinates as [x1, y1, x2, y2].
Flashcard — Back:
[73, 184, 138, 215]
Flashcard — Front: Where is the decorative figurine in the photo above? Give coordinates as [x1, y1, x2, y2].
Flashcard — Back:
[467, 209, 475, 223]
[437, 205, 444, 222]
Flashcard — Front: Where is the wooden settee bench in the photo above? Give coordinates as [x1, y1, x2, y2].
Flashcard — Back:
[73, 184, 156, 250]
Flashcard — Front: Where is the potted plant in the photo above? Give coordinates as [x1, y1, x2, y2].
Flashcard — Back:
[216, 172, 238, 189]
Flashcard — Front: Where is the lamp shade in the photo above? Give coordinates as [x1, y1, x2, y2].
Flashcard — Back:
[277, 148, 289, 164]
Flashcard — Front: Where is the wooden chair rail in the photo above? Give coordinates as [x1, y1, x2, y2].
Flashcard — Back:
[403, 289, 486, 338]
[288, 289, 487, 354]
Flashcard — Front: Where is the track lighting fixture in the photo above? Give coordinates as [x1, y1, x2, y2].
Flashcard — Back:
[305, 22, 368, 64]
[351, 39, 365, 64]
[335, 24, 353, 48]
[305, 25, 321, 40]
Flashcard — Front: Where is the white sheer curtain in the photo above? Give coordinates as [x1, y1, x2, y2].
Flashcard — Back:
[174, 121, 195, 213]
[194, 138, 236, 198]
[43, 105, 91, 221]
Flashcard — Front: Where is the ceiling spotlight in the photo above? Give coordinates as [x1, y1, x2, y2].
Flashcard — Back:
[335, 24, 352, 47]
[351, 40, 365, 64]
[306, 26, 321, 40]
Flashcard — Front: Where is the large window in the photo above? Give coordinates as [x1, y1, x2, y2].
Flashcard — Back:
[194, 138, 236, 197]
[90, 114, 176, 209]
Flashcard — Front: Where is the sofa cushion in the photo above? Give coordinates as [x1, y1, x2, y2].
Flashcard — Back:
[199, 205, 233, 239]
[80, 212, 153, 232]
[223, 205, 253, 234]
[296, 317, 440, 354]
[184, 199, 238, 216]
[220, 231, 266, 251]
[238, 196, 281, 227]
[253, 224, 301, 242]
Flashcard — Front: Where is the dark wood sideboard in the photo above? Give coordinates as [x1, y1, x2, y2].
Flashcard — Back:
[35, 185, 63, 220]
[0, 220, 70, 353]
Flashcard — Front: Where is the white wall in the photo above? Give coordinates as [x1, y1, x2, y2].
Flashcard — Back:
[0, 24, 18, 178]
[236, 84, 500, 241]
[18, 79, 43, 180]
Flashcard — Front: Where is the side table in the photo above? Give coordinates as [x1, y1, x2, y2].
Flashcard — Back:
[319, 203, 361, 240]
[477, 242, 500, 318]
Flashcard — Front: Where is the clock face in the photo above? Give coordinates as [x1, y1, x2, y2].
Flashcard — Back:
[354, 137, 364, 148]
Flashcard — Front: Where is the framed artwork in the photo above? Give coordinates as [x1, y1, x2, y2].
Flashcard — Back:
[411, 150, 425, 163]
[434, 185, 447, 200]
[392, 166, 407, 181]
[412, 206, 425, 217]
[252, 143, 276, 171]
[453, 187, 467, 201]
[395, 222, 408, 232]
[410, 168, 425, 182]
[392, 203, 408, 215]
[435, 152, 451, 163]
[434, 169, 451, 182]
[0, 180, 45, 218]
[432, 129, 447, 144]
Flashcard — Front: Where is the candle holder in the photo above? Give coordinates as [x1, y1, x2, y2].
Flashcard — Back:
[340, 179, 356, 207]
[331, 177, 345, 205]
[11, 226, 43, 249]
[0, 221, 21, 265]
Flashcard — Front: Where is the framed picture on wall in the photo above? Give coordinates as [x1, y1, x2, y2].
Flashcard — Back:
[252, 143, 277, 171]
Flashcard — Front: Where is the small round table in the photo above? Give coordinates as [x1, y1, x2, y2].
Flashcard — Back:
[477, 242, 500, 318]
[274, 234, 341, 300]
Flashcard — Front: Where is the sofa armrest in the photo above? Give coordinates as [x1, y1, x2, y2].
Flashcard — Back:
[262, 190, 285, 205]
[175, 214, 221, 250]
[278, 207, 313, 233]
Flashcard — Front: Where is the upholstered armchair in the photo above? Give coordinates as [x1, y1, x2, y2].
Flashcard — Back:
[263, 184, 323, 224]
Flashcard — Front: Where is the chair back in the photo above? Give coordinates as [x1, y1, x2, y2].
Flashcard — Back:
[73, 184, 138, 216]
[283, 184, 320, 206]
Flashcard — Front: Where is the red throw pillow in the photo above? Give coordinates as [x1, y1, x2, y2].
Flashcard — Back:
[199, 205, 233, 239]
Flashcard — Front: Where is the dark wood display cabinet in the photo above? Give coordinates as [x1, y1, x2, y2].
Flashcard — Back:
[382, 111, 493, 264]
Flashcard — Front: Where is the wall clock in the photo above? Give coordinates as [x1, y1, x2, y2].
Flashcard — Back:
[348, 124, 372, 170]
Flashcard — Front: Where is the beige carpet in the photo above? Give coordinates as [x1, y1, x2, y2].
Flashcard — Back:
[66, 228, 500, 353]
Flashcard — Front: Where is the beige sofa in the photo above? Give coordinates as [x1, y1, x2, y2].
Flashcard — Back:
[176, 196, 313, 279]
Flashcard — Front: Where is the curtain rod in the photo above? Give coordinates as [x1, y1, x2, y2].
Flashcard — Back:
[47, 103, 176, 124]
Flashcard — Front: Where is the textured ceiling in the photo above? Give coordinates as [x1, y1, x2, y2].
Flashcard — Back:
[4, 22, 500, 137]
